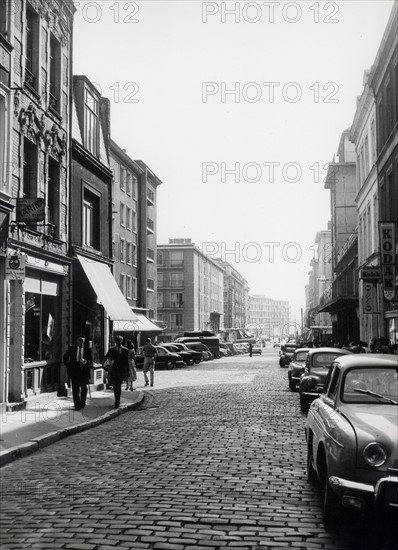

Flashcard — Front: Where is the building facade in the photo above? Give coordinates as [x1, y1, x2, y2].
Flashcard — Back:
[215, 259, 249, 330]
[349, 70, 380, 345]
[248, 296, 290, 339]
[157, 239, 224, 340]
[2, 0, 75, 405]
[368, 2, 398, 348]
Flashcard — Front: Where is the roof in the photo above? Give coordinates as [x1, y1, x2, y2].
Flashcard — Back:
[332, 354, 398, 369]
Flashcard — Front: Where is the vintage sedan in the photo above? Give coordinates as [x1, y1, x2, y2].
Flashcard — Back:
[160, 343, 194, 366]
[170, 342, 202, 364]
[287, 348, 310, 391]
[279, 342, 299, 367]
[299, 347, 352, 413]
[135, 346, 184, 370]
[305, 355, 398, 527]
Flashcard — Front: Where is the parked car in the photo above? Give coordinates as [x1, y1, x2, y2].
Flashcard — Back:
[176, 337, 220, 358]
[235, 343, 249, 353]
[160, 343, 194, 366]
[183, 342, 213, 361]
[279, 342, 299, 367]
[170, 342, 202, 364]
[219, 343, 232, 356]
[305, 354, 398, 528]
[135, 346, 184, 370]
[287, 348, 310, 391]
[299, 347, 352, 413]
[251, 344, 262, 355]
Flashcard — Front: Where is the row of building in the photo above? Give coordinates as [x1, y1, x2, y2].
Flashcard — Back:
[0, 0, 290, 409]
[304, 3, 397, 349]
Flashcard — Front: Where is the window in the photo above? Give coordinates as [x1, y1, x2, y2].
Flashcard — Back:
[170, 272, 183, 287]
[132, 210, 137, 232]
[126, 206, 131, 230]
[157, 272, 164, 287]
[120, 166, 126, 191]
[120, 273, 125, 295]
[171, 292, 183, 308]
[120, 202, 125, 226]
[171, 313, 183, 328]
[24, 274, 60, 363]
[147, 279, 155, 291]
[148, 309, 154, 319]
[84, 87, 99, 156]
[170, 251, 183, 267]
[132, 244, 136, 266]
[47, 157, 60, 238]
[83, 188, 100, 249]
[132, 278, 137, 300]
[157, 292, 164, 307]
[25, 3, 39, 90]
[126, 275, 132, 299]
[370, 117, 376, 164]
[126, 172, 132, 196]
[157, 251, 163, 265]
[49, 34, 61, 113]
[23, 138, 37, 198]
[120, 237, 125, 263]
[0, 0, 10, 40]
[126, 241, 131, 265]
[132, 175, 137, 198]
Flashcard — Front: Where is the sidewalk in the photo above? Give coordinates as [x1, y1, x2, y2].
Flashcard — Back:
[0, 386, 145, 468]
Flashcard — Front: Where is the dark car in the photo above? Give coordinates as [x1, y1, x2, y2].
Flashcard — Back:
[220, 343, 232, 356]
[299, 347, 352, 413]
[287, 348, 310, 391]
[135, 346, 184, 370]
[279, 342, 299, 367]
[183, 342, 213, 361]
[170, 342, 202, 364]
[161, 343, 194, 366]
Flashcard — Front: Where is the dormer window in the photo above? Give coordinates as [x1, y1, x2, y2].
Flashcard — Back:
[84, 87, 99, 156]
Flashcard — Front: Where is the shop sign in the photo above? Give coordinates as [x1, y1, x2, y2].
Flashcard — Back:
[5, 252, 26, 280]
[379, 222, 396, 301]
[362, 282, 378, 314]
[360, 267, 381, 282]
[16, 198, 45, 223]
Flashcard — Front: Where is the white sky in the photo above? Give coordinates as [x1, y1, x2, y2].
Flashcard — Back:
[73, 0, 395, 321]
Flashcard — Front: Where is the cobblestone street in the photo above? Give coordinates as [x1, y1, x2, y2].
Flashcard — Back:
[0, 349, 396, 550]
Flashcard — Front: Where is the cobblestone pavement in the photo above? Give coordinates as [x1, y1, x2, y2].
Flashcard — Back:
[0, 350, 396, 550]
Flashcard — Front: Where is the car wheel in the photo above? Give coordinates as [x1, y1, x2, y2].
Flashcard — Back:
[279, 358, 285, 368]
[166, 361, 175, 370]
[194, 358, 201, 365]
[288, 374, 295, 392]
[300, 394, 309, 414]
[321, 463, 340, 530]
[306, 440, 318, 484]
[187, 359, 194, 366]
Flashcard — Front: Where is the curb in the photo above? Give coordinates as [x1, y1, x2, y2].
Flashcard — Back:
[0, 391, 145, 468]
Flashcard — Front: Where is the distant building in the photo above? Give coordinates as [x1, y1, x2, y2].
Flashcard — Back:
[248, 296, 290, 339]
[157, 239, 224, 340]
[215, 259, 249, 330]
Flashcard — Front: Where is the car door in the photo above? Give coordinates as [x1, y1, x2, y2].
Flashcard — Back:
[155, 346, 168, 367]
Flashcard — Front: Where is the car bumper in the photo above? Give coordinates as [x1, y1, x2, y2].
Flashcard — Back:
[329, 475, 398, 510]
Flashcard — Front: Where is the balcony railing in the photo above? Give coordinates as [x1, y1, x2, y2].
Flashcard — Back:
[158, 302, 184, 309]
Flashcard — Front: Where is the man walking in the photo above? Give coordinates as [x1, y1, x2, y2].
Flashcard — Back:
[63, 336, 93, 410]
[104, 335, 129, 408]
[142, 337, 157, 387]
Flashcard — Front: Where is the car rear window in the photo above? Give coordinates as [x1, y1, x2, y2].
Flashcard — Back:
[312, 353, 342, 369]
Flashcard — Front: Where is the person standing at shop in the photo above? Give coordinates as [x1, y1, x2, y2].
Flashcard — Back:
[104, 335, 130, 408]
[63, 336, 93, 411]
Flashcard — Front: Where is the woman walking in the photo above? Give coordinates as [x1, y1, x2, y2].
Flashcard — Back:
[125, 339, 137, 391]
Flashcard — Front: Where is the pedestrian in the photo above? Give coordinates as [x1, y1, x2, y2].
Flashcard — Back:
[63, 335, 93, 411]
[142, 337, 157, 387]
[125, 339, 137, 391]
[249, 342, 253, 357]
[104, 335, 130, 408]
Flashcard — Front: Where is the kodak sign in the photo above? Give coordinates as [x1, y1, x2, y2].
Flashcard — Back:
[379, 222, 396, 301]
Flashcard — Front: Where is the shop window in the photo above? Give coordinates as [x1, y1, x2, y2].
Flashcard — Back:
[84, 86, 99, 156]
[24, 276, 60, 363]
[23, 138, 37, 198]
[83, 188, 100, 249]
[48, 157, 60, 238]
[25, 3, 39, 91]
[49, 33, 61, 113]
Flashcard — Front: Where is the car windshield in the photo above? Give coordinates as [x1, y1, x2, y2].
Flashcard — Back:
[295, 351, 308, 362]
[342, 367, 398, 404]
[311, 353, 342, 370]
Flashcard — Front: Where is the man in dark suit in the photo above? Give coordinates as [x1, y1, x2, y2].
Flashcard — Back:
[63, 336, 93, 410]
[104, 335, 129, 408]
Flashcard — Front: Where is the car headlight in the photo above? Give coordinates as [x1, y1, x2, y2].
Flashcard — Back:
[306, 376, 317, 388]
[363, 442, 387, 467]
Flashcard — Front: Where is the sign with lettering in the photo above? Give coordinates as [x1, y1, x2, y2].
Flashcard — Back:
[5, 252, 26, 280]
[379, 222, 396, 301]
[16, 198, 45, 223]
[362, 282, 378, 314]
[360, 267, 381, 282]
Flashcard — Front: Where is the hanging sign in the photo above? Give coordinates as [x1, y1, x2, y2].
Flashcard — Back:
[379, 222, 396, 301]
[362, 282, 378, 314]
[5, 252, 26, 280]
[16, 198, 45, 222]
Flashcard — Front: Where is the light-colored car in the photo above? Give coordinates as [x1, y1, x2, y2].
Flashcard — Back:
[251, 345, 262, 355]
[305, 354, 398, 528]
[287, 348, 310, 391]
